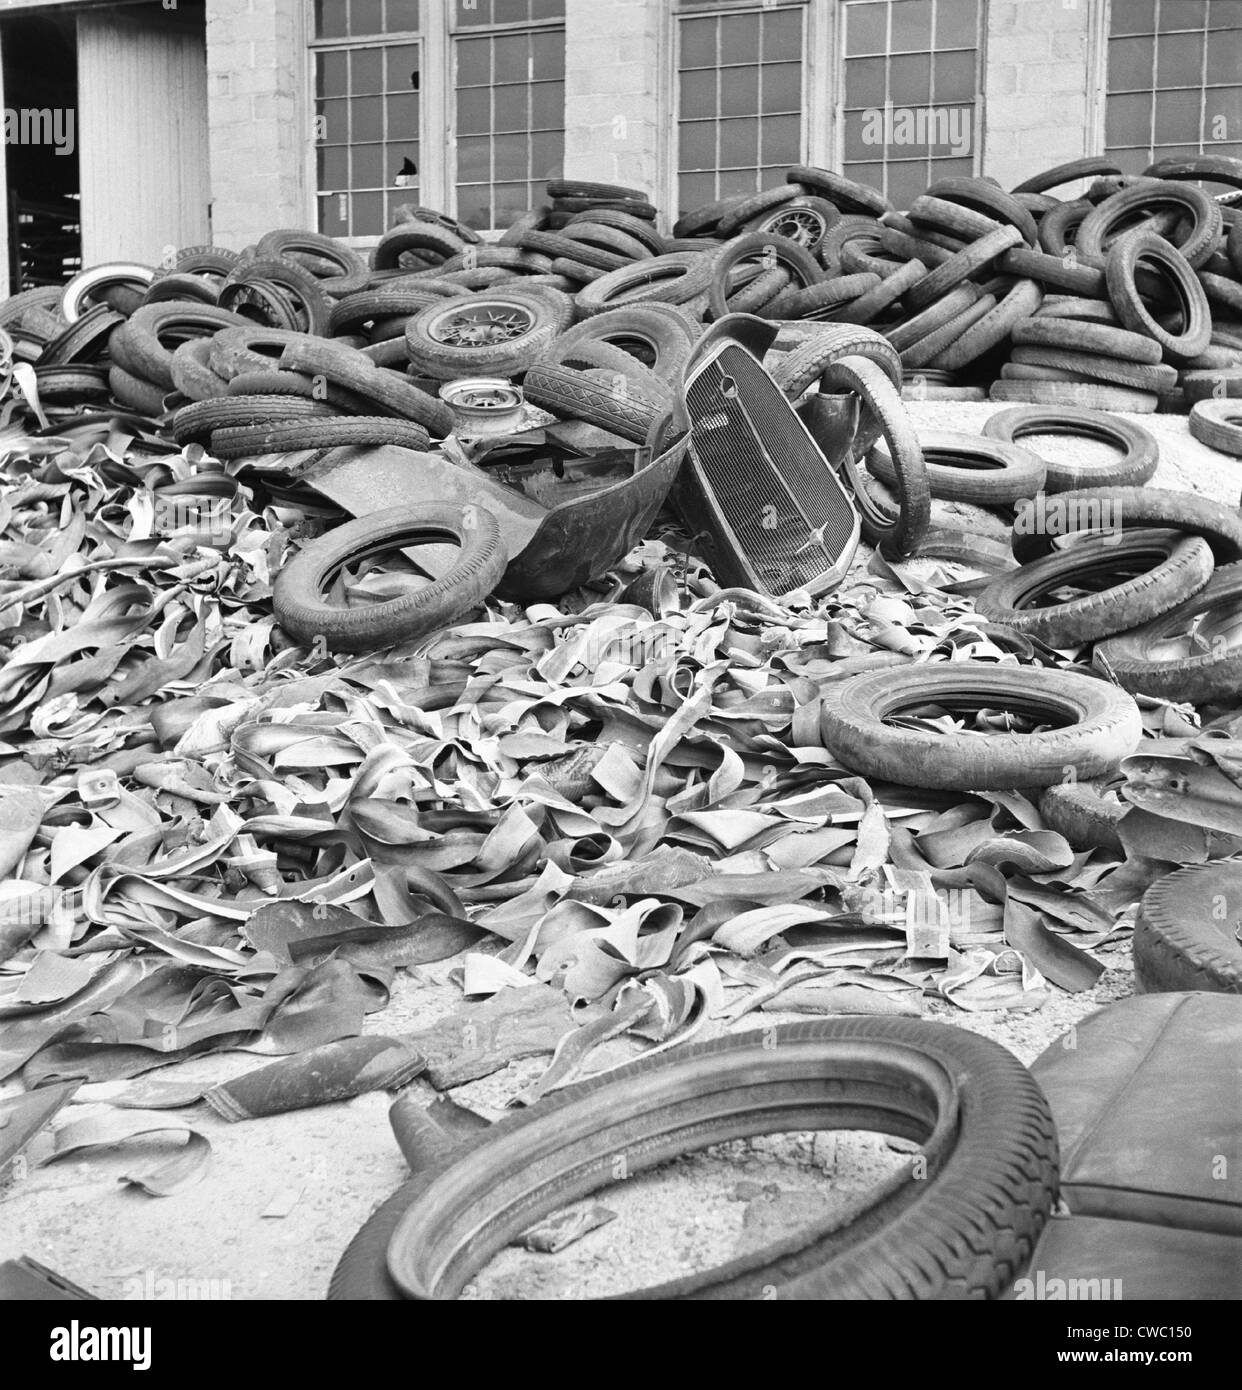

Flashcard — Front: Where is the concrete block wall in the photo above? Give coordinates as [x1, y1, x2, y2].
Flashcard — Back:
[982, 0, 1096, 190]
[563, 0, 664, 195]
[204, 0, 306, 249]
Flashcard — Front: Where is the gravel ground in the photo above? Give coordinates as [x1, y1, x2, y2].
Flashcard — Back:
[0, 406, 1211, 1301]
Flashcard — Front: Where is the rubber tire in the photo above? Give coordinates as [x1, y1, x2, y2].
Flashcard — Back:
[708, 232, 821, 319]
[1012, 158, 1123, 195]
[273, 504, 506, 654]
[1104, 231, 1211, 363]
[211, 417, 430, 459]
[1037, 199, 1093, 256]
[552, 304, 696, 380]
[1010, 316, 1162, 365]
[925, 176, 1038, 246]
[224, 369, 377, 415]
[904, 227, 1024, 312]
[566, 208, 665, 255]
[1134, 863, 1242, 994]
[820, 662, 1141, 791]
[832, 355, 931, 559]
[976, 530, 1214, 647]
[787, 167, 891, 217]
[769, 324, 902, 455]
[523, 360, 661, 444]
[403, 289, 572, 382]
[988, 380, 1158, 413]
[997, 247, 1106, 298]
[280, 337, 455, 436]
[983, 406, 1158, 494]
[931, 278, 1043, 371]
[219, 257, 333, 337]
[1076, 183, 1221, 270]
[1037, 780, 1126, 855]
[254, 229, 368, 296]
[171, 393, 337, 444]
[329, 289, 444, 336]
[208, 325, 312, 380]
[1094, 562, 1242, 702]
[883, 284, 979, 353]
[329, 1017, 1057, 1301]
[770, 272, 878, 320]
[111, 302, 252, 389]
[372, 223, 464, 271]
[576, 253, 716, 315]
[1188, 399, 1242, 456]
[1008, 346, 1178, 394]
[169, 339, 231, 401]
[107, 364, 170, 416]
[868, 429, 1046, 506]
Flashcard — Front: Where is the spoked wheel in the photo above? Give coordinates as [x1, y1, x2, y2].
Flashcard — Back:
[765, 206, 830, 247]
[426, 299, 536, 347]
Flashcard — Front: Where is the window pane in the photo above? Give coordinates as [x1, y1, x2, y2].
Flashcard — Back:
[890, 51, 931, 104]
[1157, 31, 1205, 87]
[720, 167, 761, 198]
[761, 113, 801, 164]
[1106, 91, 1153, 146]
[386, 93, 418, 140]
[933, 154, 975, 180]
[352, 143, 384, 187]
[530, 130, 561, 179]
[351, 0, 383, 39]
[680, 17, 717, 68]
[318, 97, 349, 144]
[845, 56, 887, 109]
[456, 136, 491, 183]
[352, 190, 383, 233]
[935, 0, 978, 48]
[350, 47, 384, 95]
[319, 192, 349, 236]
[762, 10, 802, 61]
[532, 30, 563, 77]
[352, 95, 383, 141]
[847, 1, 888, 56]
[530, 80, 562, 128]
[719, 117, 758, 168]
[1110, 35, 1155, 89]
[679, 172, 717, 215]
[455, 0, 493, 26]
[720, 66, 760, 117]
[1164, 0, 1207, 28]
[316, 1, 348, 40]
[1204, 85, 1242, 140]
[1111, 0, 1156, 35]
[457, 86, 490, 135]
[492, 183, 528, 226]
[530, 0, 565, 20]
[842, 109, 876, 162]
[891, 0, 933, 53]
[318, 144, 349, 189]
[457, 38, 490, 86]
[317, 51, 348, 99]
[761, 61, 802, 112]
[386, 45, 419, 90]
[1154, 87, 1203, 142]
[1207, 40, 1240, 83]
[887, 160, 931, 209]
[680, 120, 717, 171]
[493, 84, 528, 132]
[1209, 1, 1242, 27]
[844, 160, 885, 194]
[493, 35, 530, 84]
[933, 49, 976, 102]
[457, 186, 491, 231]
[720, 12, 760, 65]
[388, 142, 418, 184]
[386, 0, 420, 31]
[681, 68, 717, 119]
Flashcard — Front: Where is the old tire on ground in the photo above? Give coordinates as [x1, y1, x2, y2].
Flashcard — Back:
[329, 1017, 1057, 1300]
[523, 361, 663, 444]
[982, 406, 1158, 493]
[1037, 780, 1127, 855]
[868, 429, 1046, 506]
[1134, 862, 1242, 994]
[404, 289, 571, 380]
[977, 530, 1214, 647]
[819, 663, 1142, 791]
[1188, 399, 1242, 456]
[273, 504, 506, 654]
[210, 417, 430, 459]
[1094, 563, 1242, 703]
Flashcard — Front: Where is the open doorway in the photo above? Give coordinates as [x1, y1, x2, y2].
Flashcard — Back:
[2, 10, 81, 288]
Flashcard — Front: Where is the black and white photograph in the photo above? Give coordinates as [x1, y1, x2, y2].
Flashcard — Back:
[0, 0, 1237, 1339]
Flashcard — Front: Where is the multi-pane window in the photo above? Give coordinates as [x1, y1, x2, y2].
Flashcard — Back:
[841, 0, 981, 210]
[1105, 0, 1242, 170]
[452, 0, 566, 232]
[312, 0, 423, 239]
[676, 2, 806, 214]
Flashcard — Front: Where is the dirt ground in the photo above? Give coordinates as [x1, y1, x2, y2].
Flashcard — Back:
[0, 404, 1226, 1300]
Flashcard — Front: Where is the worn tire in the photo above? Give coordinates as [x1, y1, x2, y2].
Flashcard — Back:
[329, 1017, 1057, 1300]
[280, 337, 455, 435]
[524, 361, 662, 444]
[273, 504, 506, 653]
[1134, 863, 1242, 995]
[1104, 231, 1211, 363]
[404, 289, 571, 381]
[820, 662, 1141, 790]
[1038, 780, 1126, 855]
[1188, 399, 1242, 456]
[983, 406, 1158, 493]
[988, 380, 1158, 413]
[211, 417, 430, 459]
[869, 430, 1046, 505]
[1095, 562, 1242, 703]
[977, 530, 1214, 647]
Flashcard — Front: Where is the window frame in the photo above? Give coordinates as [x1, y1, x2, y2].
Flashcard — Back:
[1099, 0, 1242, 170]
[834, 0, 987, 204]
[306, 0, 566, 247]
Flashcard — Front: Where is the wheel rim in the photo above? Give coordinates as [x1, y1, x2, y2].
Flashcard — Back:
[429, 301, 535, 346]
[763, 207, 827, 247]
